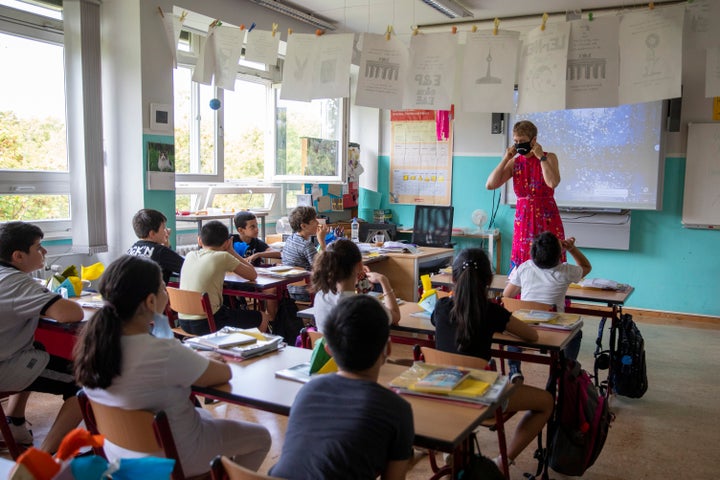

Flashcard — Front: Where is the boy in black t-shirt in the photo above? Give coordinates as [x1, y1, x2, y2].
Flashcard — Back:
[232, 211, 280, 266]
[127, 209, 184, 284]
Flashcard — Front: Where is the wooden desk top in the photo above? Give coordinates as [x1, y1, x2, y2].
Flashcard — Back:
[380, 246, 454, 259]
[193, 346, 503, 452]
[224, 270, 310, 289]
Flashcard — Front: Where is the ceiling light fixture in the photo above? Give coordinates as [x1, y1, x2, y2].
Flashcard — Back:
[247, 0, 336, 31]
[420, 0, 474, 19]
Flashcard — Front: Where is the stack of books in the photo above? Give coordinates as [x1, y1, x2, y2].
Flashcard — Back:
[389, 362, 509, 406]
[185, 327, 284, 359]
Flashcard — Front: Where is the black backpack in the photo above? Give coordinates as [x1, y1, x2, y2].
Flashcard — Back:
[270, 293, 302, 345]
[548, 360, 612, 476]
[595, 313, 648, 398]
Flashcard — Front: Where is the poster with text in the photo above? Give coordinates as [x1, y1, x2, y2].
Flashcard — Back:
[389, 110, 452, 205]
[566, 16, 619, 109]
[310, 34, 354, 99]
[404, 33, 457, 110]
[244, 29, 280, 66]
[355, 33, 409, 110]
[618, 5, 684, 105]
[517, 22, 571, 114]
[281, 34, 318, 101]
[461, 30, 520, 113]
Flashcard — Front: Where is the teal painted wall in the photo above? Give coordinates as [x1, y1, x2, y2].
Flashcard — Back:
[373, 154, 719, 316]
[142, 134, 177, 247]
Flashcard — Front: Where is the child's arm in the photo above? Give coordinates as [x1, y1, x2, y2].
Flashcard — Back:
[365, 272, 401, 325]
[382, 459, 410, 480]
[225, 239, 258, 280]
[247, 250, 282, 265]
[562, 237, 592, 277]
[317, 223, 330, 251]
[505, 316, 539, 342]
[45, 298, 85, 323]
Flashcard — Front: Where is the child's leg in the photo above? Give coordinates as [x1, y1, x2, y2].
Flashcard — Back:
[504, 385, 553, 461]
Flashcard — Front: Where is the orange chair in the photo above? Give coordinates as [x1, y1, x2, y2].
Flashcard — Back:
[210, 455, 282, 480]
[0, 392, 23, 459]
[77, 390, 189, 480]
[166, 287, 217, 334]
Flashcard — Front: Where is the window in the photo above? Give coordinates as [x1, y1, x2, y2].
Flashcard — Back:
[0, 20, 70, 232]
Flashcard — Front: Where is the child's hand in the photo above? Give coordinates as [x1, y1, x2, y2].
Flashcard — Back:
[365, 271, 386, 285]
[561, 237, 577, 250]
[317, 222, 330, 240]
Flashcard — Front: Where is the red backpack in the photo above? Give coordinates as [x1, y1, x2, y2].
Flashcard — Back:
[549, 360, 612, 476]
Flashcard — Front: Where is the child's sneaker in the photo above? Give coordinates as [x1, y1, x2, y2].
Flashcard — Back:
[7, 420, 34, 446]
[509, 365, 524, 384]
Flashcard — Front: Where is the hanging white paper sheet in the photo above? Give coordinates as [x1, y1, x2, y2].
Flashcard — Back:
[244, 29, 280, 66]
[355, 33, 409, 110]
[517, 22, 570, 114]
[461, 30, 520, 113]
[566, 16, 619, 109]
[310, 34, 354, 99]
[193, 28, 216, 86]
[281, 34, 317, 101]
[160, 12, 183, 68]
[618, 6, 684, 105]
[404, 33, 457, 110]
[684, 0, 720, 50]
[213, 26, 244, 91]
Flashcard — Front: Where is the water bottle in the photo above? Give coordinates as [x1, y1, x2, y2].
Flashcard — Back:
[351, 217, 359, 243]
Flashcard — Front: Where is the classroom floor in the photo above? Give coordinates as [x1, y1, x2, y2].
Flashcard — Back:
[3, 315, 720, 479]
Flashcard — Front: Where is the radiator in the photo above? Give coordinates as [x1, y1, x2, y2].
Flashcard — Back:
[176, 244, 200, 256]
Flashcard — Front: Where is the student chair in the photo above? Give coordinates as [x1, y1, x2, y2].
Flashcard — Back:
[76, 390, 190, 480]
[0, 392, 23, 459]
[166, 287, 217, 335]
[413, 346, 512, 480]
[210, 455, 282, 480]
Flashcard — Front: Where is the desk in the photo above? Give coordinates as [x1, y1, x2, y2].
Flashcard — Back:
[176, 211, 268, 239]
[223, 270, 310, 302]
[369, 247, 454, 302]
[398, 228, 501, 273]
[36, 304, 93, 361]
[192, 346, 509, 469]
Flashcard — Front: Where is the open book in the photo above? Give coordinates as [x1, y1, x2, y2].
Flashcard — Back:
[185, 327, 284, 359]
[409, 367, 471, 393]
[513, 310, 583, 331]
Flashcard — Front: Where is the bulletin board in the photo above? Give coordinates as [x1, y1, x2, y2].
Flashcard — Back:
[682, 123, 720, 228]
[389, 110, 453, 205]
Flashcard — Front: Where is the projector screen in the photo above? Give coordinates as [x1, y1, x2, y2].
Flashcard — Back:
[506, 100, 665, 211]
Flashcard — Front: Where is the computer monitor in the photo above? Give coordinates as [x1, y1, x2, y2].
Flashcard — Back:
[412, 205, 454, 248]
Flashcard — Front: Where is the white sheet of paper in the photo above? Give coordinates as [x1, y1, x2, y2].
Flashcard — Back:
[566, 16, 619, 109]
[461, 30, 520, 113]
[193, 28, 215, 86]
[311, 34, 354, 99]
[281, 34, 317, 101]
[517, 22, 571, 114]
[618, 5, 684, 105]
[684, 0, 720, 49]
[706, 47, 720, 98]
[160, 12, 183, 68]
[355, 33, 409, 110]
[404, 33, 457, 110]
[244, 29, 280, 66]
[213, 26, 244, 91]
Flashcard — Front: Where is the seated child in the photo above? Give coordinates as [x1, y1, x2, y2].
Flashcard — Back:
[232, 211, 280, 267]
[269, 295, 414, 479]
[127, 208, 184, 284]
[280, 206, 329, 301]
[179, 221, 268, 335]
[504, 232, 592, 363]
[0, 221, 84, 452]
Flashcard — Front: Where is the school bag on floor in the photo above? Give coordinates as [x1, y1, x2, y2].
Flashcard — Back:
[595, 313, 648, 398]
[548, 360, 612, 476]
[270, 293, 302, 345]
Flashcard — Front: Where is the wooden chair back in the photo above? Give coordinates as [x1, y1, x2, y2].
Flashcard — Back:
[167, 287, 217, 332]
[418, 346, 489, 370]
[77, 390, 186, 479]
[501, 297, 553, 313]
[210, 455, 282, 480]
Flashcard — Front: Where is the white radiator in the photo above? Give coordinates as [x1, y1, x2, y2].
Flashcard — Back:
[176, 244, 200, 256]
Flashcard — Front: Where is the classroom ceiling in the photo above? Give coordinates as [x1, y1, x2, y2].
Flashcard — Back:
[284, 0, 680, 36]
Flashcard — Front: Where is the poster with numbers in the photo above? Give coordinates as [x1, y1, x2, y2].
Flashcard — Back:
[389, 110, 452, 206]
[403, 33, 457, 110]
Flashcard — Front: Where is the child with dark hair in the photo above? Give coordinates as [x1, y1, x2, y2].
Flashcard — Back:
[281, 206, 329, 301]
[232, 211, 280, 267]
[127, 208, 184, 283]
[310, 238, 400, 332]
[431, 248, 553, 470]
[179, 221, 268, 334]
[74, 255, 270, 477]
[0, 221, 84, 452]
[270, 295, 414, 479]
[504, 232, 592, 363]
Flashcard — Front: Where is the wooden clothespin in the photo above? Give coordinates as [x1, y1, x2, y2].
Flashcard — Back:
[315, 29, 325, 36]
[588, 12, 594, 21]
[451, 26, 457, 34]
[240, 24, 246, 30]
[179, 11, 188, 23]
[157, 7, 164, 18]
[385, 25, 394, 40]
[271, 23, 278, 37]
[411, 26, 419, 36]
[648, 2, 655, 9]
[493, 18, 500, 35]
[540, 13, 549, 31]
[209, 19, 222, 28]
[288, 28, 293, 36]
[471, 25, 478, 33]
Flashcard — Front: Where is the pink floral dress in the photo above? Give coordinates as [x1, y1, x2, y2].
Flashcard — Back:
[511, 154, 565, 269]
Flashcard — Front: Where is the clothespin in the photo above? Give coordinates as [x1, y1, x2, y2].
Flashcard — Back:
[179, 11, 188, 23]
[248, 22, 256, 32]
[315, 29, 325, 36]
[493, 18, 500, 35]
[210, 19, 222, 28]
[385, 25, 394, 40]
[648, 2, 655, 9]
[451, 26, 457, 34]
[411, 26, 419, 36]
[288, 28, 293, 36]
[271, 22, 278, 37]
[540, 12, 549, 31]
[588, 12, 594, 21]
[240, 24, 245, 30]
[471, 25, 478, 33]
[157, 7, 164, 18]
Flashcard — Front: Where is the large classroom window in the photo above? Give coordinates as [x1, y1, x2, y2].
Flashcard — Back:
[0, 5, 70, 234]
